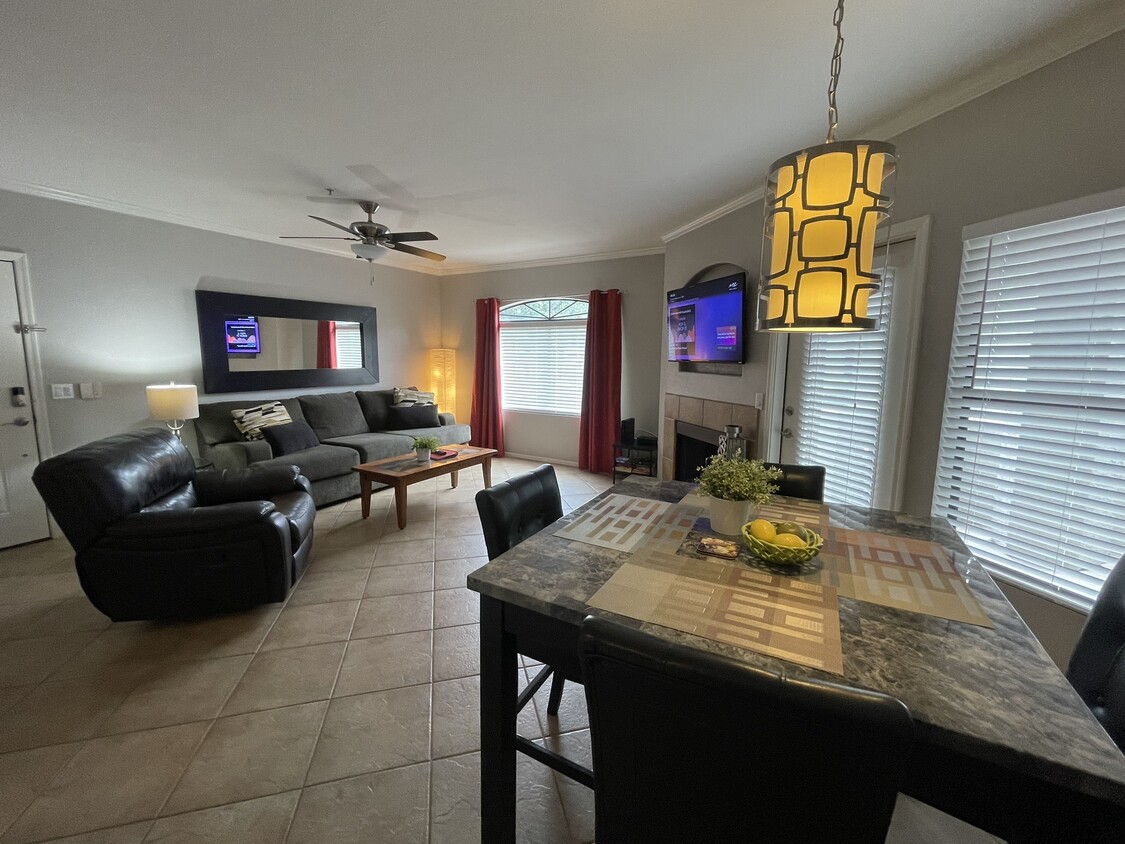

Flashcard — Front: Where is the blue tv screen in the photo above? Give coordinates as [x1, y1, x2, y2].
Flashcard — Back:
[225, 317, 260, 355]
[667, 273, 746, 363]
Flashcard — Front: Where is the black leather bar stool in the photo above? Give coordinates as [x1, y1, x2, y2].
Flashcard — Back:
[476, 464, 594, 787]
[1067, 552, 1125, 751]
[475, 464, 568, 715]
[764, 461, 827, 501]
[579, 615, 914, 843]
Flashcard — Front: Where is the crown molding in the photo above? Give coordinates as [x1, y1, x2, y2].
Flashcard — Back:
[0, 175, 290, 245]
[0, 174, 662, 276]
[431, 245, 665, 276]
[861, 3, 1125, 143]
[0, 175, 446, 274]
[661, 188, 765, 243]
[661, 8, 1125, 245]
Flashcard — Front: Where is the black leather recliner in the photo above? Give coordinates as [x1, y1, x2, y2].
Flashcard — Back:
[1067, 552, 1125, 751]
[32, 428, 315, 622]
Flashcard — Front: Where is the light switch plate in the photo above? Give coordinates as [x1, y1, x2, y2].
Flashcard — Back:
[51, 383, 75, 399]
[79, 382, 95, 399]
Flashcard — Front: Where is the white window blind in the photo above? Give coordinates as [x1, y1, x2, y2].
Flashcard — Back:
[934, 205, 1125, 611]
[499, 299, 588, 416]
[793, 274, 894, 507]
[334, 322, 363, 369]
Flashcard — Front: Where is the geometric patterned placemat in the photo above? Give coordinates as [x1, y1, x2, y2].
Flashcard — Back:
[587, 541, 844, 674]
[754, 498, 831, 531]
[807, 528, 992, 627]
[555, 494, 700, 553]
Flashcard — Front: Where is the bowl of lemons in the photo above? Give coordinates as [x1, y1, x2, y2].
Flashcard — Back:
[741, 518, 824, 566]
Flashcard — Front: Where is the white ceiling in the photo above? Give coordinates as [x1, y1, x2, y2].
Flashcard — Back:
[2, 0, 1123, 274]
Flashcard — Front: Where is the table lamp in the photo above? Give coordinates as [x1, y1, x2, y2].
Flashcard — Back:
[146, 382, 199, 440]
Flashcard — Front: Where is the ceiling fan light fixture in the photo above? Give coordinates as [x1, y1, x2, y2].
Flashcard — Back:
[351, 242, 389, 261]
[757, 0, 897, 333]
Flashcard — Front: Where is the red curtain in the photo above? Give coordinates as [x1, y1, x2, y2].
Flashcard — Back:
[578, 289, 622, 473]
[470, 298, 505, 455]
[316, 321, 337, 368]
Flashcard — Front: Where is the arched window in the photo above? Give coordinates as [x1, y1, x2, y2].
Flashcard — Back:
[499, 298, 589, 415]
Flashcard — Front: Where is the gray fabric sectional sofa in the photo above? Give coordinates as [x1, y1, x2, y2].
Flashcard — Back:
[194, 389, 472, 506]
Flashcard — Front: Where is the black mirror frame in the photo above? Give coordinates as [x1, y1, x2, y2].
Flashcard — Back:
[196, 289, 378, 394]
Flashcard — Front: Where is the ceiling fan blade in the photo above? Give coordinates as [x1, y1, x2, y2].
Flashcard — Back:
[305, 195, 369, 205]
[309, 215, 357, 235]
[280, 236, 359, 240]
[390, 242, 446, 262]
[388, 231, 438, 243]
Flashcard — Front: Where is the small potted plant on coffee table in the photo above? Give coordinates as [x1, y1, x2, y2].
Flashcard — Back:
[696, 450, 782, 535]
[413, 435, 442, 462]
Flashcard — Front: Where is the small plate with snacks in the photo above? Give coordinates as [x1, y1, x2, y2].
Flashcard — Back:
[697, 536, 739, 560]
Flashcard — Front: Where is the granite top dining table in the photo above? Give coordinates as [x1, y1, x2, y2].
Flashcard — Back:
[467, 477, 1125, 843]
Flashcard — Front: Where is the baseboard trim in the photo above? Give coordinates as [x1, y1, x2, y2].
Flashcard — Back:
[502, 451, 579, 468]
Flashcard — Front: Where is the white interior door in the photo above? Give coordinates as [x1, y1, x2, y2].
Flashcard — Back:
[779, 235, 923, 509]
[0, 260, 50, 549]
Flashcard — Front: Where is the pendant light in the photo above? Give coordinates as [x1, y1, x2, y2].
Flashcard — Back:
[757, 0, 896, 332]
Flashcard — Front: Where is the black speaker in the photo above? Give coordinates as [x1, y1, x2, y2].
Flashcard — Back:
[620, 417, 635, 444]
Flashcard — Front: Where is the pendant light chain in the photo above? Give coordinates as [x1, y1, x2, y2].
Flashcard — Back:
[825, 0, 846, 143]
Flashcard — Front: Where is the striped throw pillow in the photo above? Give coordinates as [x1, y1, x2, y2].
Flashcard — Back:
[393, 387, 436, 407]
[231, 402, 293, 441]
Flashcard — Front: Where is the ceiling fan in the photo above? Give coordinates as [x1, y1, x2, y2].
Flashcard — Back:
[281, 198, 445, 262]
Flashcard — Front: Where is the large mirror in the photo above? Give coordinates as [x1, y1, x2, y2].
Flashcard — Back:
[196, 289, 378, 393]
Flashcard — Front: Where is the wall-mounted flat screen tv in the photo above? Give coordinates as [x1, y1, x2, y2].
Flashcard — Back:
[225, 317, 260, 355]
[667, 273, 746, 363]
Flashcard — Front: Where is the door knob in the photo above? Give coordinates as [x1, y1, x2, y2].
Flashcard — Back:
[4, 417, 30, 427]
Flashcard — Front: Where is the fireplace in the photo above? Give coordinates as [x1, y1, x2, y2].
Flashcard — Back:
[674, 421, 721, 482]
[662, 392, 759, 481]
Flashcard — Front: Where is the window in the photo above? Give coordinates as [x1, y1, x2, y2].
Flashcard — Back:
[790, 271, 893, 507]
[934, 201, 1125, 611]
[499, 298, 588, 415]
[334, 322, 363, 369]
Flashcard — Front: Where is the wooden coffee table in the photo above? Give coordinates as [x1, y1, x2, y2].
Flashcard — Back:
[352, 444, 497, 529]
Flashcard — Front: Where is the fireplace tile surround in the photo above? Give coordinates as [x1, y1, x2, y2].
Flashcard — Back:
[661, 393, 760, 481]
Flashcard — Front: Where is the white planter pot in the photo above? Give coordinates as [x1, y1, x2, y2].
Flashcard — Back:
[415, 448, 432, 462]
[709, 497, 751, 536]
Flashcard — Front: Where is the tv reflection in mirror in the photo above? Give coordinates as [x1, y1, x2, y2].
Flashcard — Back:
[196, 289, 378, 393]
[225, 318, 260, 355]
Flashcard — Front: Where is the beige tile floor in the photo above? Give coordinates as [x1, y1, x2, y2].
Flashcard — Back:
[0, 457, 610, 844]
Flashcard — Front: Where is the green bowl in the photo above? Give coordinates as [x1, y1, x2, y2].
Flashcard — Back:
[741, 522, 824, 566]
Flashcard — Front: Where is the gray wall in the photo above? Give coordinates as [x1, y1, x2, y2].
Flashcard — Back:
[661, 30, 1125, 667]
[439, 254, 665, 464]
[0, 189, 440, 455]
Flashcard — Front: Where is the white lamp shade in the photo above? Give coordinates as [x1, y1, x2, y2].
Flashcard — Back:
[146, 383, 199, 421]
[429, 348, 455, 410]
[352, 242, 389, 261]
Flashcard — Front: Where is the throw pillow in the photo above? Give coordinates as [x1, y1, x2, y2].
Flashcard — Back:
[393, 387, 435, 407]
[230, 402, 293, 441]
[297, 392, 369, 439]
[262, 420, 319, 456]
[384, 404, 441, 430]
[355, 389, 393, 432]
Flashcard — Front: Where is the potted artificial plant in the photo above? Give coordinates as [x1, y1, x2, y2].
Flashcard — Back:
[695, 451, 782, 535]
[413, 435, 441, 462]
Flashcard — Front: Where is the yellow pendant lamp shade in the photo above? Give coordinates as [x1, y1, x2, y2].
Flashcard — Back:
[758, 139, 896, 332]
